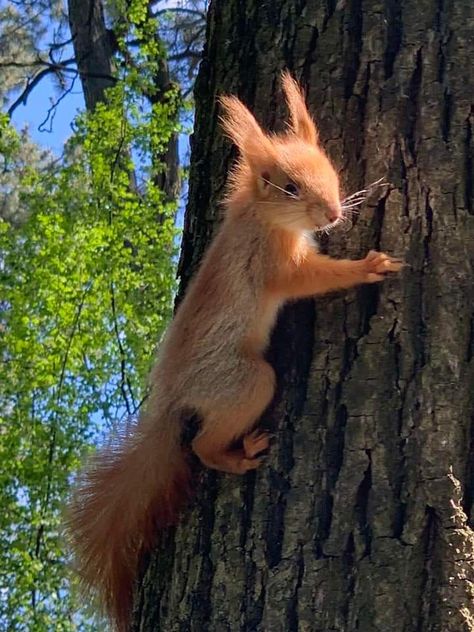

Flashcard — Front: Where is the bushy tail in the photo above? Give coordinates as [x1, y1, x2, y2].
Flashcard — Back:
[66, 412, 190, 631]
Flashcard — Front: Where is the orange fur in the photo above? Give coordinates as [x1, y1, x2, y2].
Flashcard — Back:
[67, 410, 190, 631]
[67, 72, 402, 630]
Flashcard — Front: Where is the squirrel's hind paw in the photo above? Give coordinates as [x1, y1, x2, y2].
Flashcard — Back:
[243, 430, 271, 459]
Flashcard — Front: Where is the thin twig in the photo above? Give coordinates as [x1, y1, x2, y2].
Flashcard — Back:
[109, 281, 136, 417]
[152, 7, 206, 19]
[38, 74, 78, 133]
[33, 283, 92, 566]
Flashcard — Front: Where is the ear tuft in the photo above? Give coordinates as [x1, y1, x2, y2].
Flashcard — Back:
[219, 95, 275, 167]
[281, 70, 319, 145]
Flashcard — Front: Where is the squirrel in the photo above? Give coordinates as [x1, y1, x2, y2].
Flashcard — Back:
[67, 72, 403, 631]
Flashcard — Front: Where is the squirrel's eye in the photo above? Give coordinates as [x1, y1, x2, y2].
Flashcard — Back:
[284, 182, 299, 197]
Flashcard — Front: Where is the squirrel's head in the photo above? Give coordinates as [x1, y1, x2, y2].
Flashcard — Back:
[220, 72, 341, 233]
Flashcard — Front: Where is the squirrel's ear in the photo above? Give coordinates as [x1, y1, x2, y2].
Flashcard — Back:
[219, 95, 275, 166]
[281, 71, 319, 145]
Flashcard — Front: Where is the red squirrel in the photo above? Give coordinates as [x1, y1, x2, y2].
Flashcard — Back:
[67, 72, 402, 630]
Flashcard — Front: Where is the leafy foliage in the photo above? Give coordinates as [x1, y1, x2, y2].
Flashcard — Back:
[0, 3, 180, 629]
[0, 114, 54, 224]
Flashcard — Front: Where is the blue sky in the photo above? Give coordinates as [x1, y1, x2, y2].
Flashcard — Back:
[11, 73, 84, 153]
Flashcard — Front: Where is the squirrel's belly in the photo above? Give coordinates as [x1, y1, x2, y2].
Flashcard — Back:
[245, 294, 282, 353]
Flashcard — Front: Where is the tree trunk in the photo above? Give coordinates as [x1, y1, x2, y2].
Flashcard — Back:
[133, 1, 474, 630]
[67, 0, 116, 111]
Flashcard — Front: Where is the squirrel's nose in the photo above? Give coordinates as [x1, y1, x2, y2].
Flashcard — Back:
[326, 210, 340, 223]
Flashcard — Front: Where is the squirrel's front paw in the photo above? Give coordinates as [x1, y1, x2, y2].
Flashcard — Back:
[364, 250, 404, 282]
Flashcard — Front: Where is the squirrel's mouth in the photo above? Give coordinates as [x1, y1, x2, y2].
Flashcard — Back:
[314, 218, 340, 233]
[311, 216, 330, 231]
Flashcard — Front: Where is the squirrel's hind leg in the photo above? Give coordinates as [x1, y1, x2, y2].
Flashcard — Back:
[192, 427, 271, 474]
[192, 433, 266, 474]
[191, 360, 275, 474]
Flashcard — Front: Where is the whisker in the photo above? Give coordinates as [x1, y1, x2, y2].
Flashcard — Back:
[342, 177, 387, 204]
[341, 208, 362, 215]
[341, 195, 366, 206]
[341, 201, 365, 210]
[261, 177, 299, 199]
[343, 193, 367, 202]
[343, 192, 368, 201]
[342, 192, 366, 204]
[256, 202, 300, 207]
[342, 200, 365, 208]
[341, 198, 367, 208]
[367, 176, 387, 189]
[316, 222, 336, 235]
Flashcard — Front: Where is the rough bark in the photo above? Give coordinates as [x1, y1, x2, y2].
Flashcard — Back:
[67, 0, 116, 111]
[134, 1, 474, 630]
[150, 68, 180, 203]
[147, 39, 181, 202]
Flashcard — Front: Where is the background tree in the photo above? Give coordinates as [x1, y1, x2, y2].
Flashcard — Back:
[134, 1, 474, 631]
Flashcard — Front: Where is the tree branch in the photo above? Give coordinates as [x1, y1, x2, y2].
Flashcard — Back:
[168, 49, 202, 62]
[38, 73, 79, 133]
[7, 66, 57, 117]
[152, 7, 206, 19]
[6, 58, 116, 117]
[0, 57, 76, 69]
[110, 281, 136, 417]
